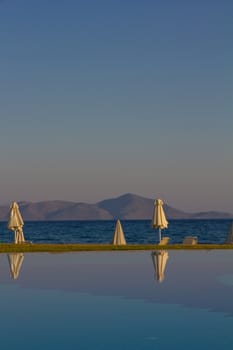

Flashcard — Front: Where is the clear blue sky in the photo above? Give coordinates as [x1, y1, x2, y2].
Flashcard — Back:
[0, 0, 232, 212]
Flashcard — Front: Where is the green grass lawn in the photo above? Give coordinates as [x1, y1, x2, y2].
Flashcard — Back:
[0, 243, 232, 253]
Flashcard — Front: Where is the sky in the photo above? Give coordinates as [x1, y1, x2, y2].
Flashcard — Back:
[0, 0, 232, 213]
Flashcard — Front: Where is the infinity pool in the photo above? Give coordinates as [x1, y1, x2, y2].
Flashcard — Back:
[0, 251, 233, 349]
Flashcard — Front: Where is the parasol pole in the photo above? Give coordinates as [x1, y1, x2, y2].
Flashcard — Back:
[158, 228, 161, 243]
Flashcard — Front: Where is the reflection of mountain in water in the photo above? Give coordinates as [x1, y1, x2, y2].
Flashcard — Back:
[7, 253, 24, 280]
[151, 250, 169, 283]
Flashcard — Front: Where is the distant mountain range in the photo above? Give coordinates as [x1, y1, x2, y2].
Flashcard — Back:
[0, 193, 232, 221]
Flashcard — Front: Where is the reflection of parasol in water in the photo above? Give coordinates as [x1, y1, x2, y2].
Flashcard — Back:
[111, 219, 126, 245]
[8, 202, 25, 244]
[8, 253, 24, 280]
[151, 250, 169, 283]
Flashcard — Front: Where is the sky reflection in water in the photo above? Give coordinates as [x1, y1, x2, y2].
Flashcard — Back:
[0, 251, 233, 349]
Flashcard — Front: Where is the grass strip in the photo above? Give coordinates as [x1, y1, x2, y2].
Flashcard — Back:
[0, 243, 232, 253]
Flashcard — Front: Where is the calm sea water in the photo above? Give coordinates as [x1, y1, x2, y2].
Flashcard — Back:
[0, 219, 232, 244]
[0, 250, 233, 349]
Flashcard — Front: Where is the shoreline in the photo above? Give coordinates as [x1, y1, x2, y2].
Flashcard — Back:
[0, 243, 233, 253]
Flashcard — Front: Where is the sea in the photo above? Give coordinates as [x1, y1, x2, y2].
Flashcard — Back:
[0, 219, 232, 244]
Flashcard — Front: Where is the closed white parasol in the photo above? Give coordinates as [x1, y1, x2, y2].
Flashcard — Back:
[111, 219, 126, 245]
[8, 202, 25, 244]
[152, 199, 168, 243]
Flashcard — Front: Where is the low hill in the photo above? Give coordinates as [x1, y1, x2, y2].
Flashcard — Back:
[0, 194, 232, 221]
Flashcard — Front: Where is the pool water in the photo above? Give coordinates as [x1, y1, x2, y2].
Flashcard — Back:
[0, 251, 232, 349]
